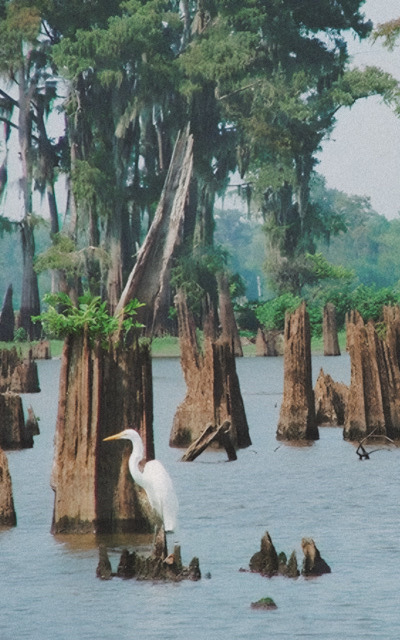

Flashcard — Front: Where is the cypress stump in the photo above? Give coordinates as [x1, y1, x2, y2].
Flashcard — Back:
[344, 310, 400, 441]
[323, 303, 340, 356]
[51, 332, 155, 534]
[169, 290, 251, 449]
[0, 347, 40, 393]
[276, 302, 318, 441]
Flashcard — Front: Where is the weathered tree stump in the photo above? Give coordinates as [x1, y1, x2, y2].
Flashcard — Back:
[301, 538, 331, 576]
[276, 302, 318, 441]
[0, 448, 17, 526]
[97, 527, 201, 582]
[314, 369, 348, 426]
[323, 303, 340, 356]
[0, 347, 40, 393]
[344, 310, 400, 441]
[217, 272, 243, 357]
[255, 328, 284, 357]
[51, 332, 155, 534]
[0, 391, 33, 449]
[249, 530, 299, 578]
[169, 291, 251, 449]
[30, 340, 51, 360]
[383, 305, 400, 368]
[0, 284, 14, 342]
[26, 405, 40, 436]
[181, 420, 237, 461]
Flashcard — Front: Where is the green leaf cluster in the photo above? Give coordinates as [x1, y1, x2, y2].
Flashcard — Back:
[33, 292, 144, 345]
[255, 292, 302, 332]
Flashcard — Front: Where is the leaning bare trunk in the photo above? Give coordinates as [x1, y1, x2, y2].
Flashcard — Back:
[116, 126, 194, 335]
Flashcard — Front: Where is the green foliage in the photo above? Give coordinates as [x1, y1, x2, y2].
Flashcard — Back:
[255, 293, 302, 332]
[33, 292, 144, 345]
[14, 327, 28, 343]
[171, 247, 227, 318]
[305, 252, 354, 281]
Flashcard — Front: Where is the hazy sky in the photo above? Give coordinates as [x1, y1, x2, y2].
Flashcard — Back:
[317, 0, 400, 219]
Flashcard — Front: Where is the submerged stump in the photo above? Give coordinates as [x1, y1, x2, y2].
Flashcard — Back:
[344, 310, 400, 441]
[0, 347, 40, 393]
[249, 530, 299, 579]
[169, 291, 251, 449]
[97, 527, 201, 582]
[301, 538, 331, 576]
[323, 303, 340, 356]
[314, 369, 348, 426]
[276, 302, 318, 441]
[0, 391, 33, 449]
[51, 332, 155, 535]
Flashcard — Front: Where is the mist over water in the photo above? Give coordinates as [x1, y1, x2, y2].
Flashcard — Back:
[2, 355, 399, 640]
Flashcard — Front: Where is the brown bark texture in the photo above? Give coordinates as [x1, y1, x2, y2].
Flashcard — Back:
[0, 447, 17, 526]
[51, 332, 155, 534]
[169, 290, 251, 449]
[323, 302, 341, 356]
[314, 368, 348, 426]
[217, 272, 243, 356]
[116, 126, 193, 335]
[276, 302, 318, 441]
[0, 391, 33, 449]
[255, 328, 284, 356]
[0, 347, 40, 393]
[344, 310, 400, 441]
[30, 340, 51, 360]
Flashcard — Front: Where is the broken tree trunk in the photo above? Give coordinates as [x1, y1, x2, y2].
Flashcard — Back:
[116, 126, 193, 336]
[344, 310, 400, 441]
[217, 272, 243, 357]
[314, 368, 348, 426]
[181, 420, 237, 461]
[0, 448, 17, 526]
[0, 347, 40, 393]
[51, 332, 155, 534]
[276, 302, 318, 441]
[169, 290, 251, 449]
[323, 302, 340, 356]
[0, 391, 33, 449]
[0, 284, 14, 342]
[255, 328, 284, 356]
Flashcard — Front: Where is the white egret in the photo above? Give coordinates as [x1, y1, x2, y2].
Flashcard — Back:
[103, 428, 178, 533]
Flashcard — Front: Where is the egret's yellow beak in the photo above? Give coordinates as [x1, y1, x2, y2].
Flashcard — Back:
[103, 431, 124, 442]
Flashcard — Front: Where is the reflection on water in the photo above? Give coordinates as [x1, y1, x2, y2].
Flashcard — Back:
[1, 353, 399, 640]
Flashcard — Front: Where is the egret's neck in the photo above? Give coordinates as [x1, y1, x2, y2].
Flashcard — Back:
[128, 431, 145, 485]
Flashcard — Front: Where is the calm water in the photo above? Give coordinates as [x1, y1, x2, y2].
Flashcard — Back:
[1, 354, 399, 640]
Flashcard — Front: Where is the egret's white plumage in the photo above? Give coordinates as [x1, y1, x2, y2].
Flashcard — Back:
[103, 428, 178, 532]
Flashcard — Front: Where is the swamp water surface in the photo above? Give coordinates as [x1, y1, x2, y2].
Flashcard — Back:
[1, 354, 399, 639]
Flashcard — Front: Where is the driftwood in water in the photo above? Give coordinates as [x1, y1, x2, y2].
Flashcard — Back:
[323, 303, 340, 356]
[116, 127, 193, 335]
[181, 420, 237, 462]
[0, 448, 17, 526]
[314, 368, 348, 426]
[344, 310, 400, 441]
[97, 527, 201, 582]
[169, 290, 251, 449]
[276, 302, 318, 441]
[255, 328, 284, 357]
[217, 272, 243, 357]
[0, 284, 14, 342]
[51, 332, 155, 535]
[0, 347, 40, 393]
[0, 392, 33, 449]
